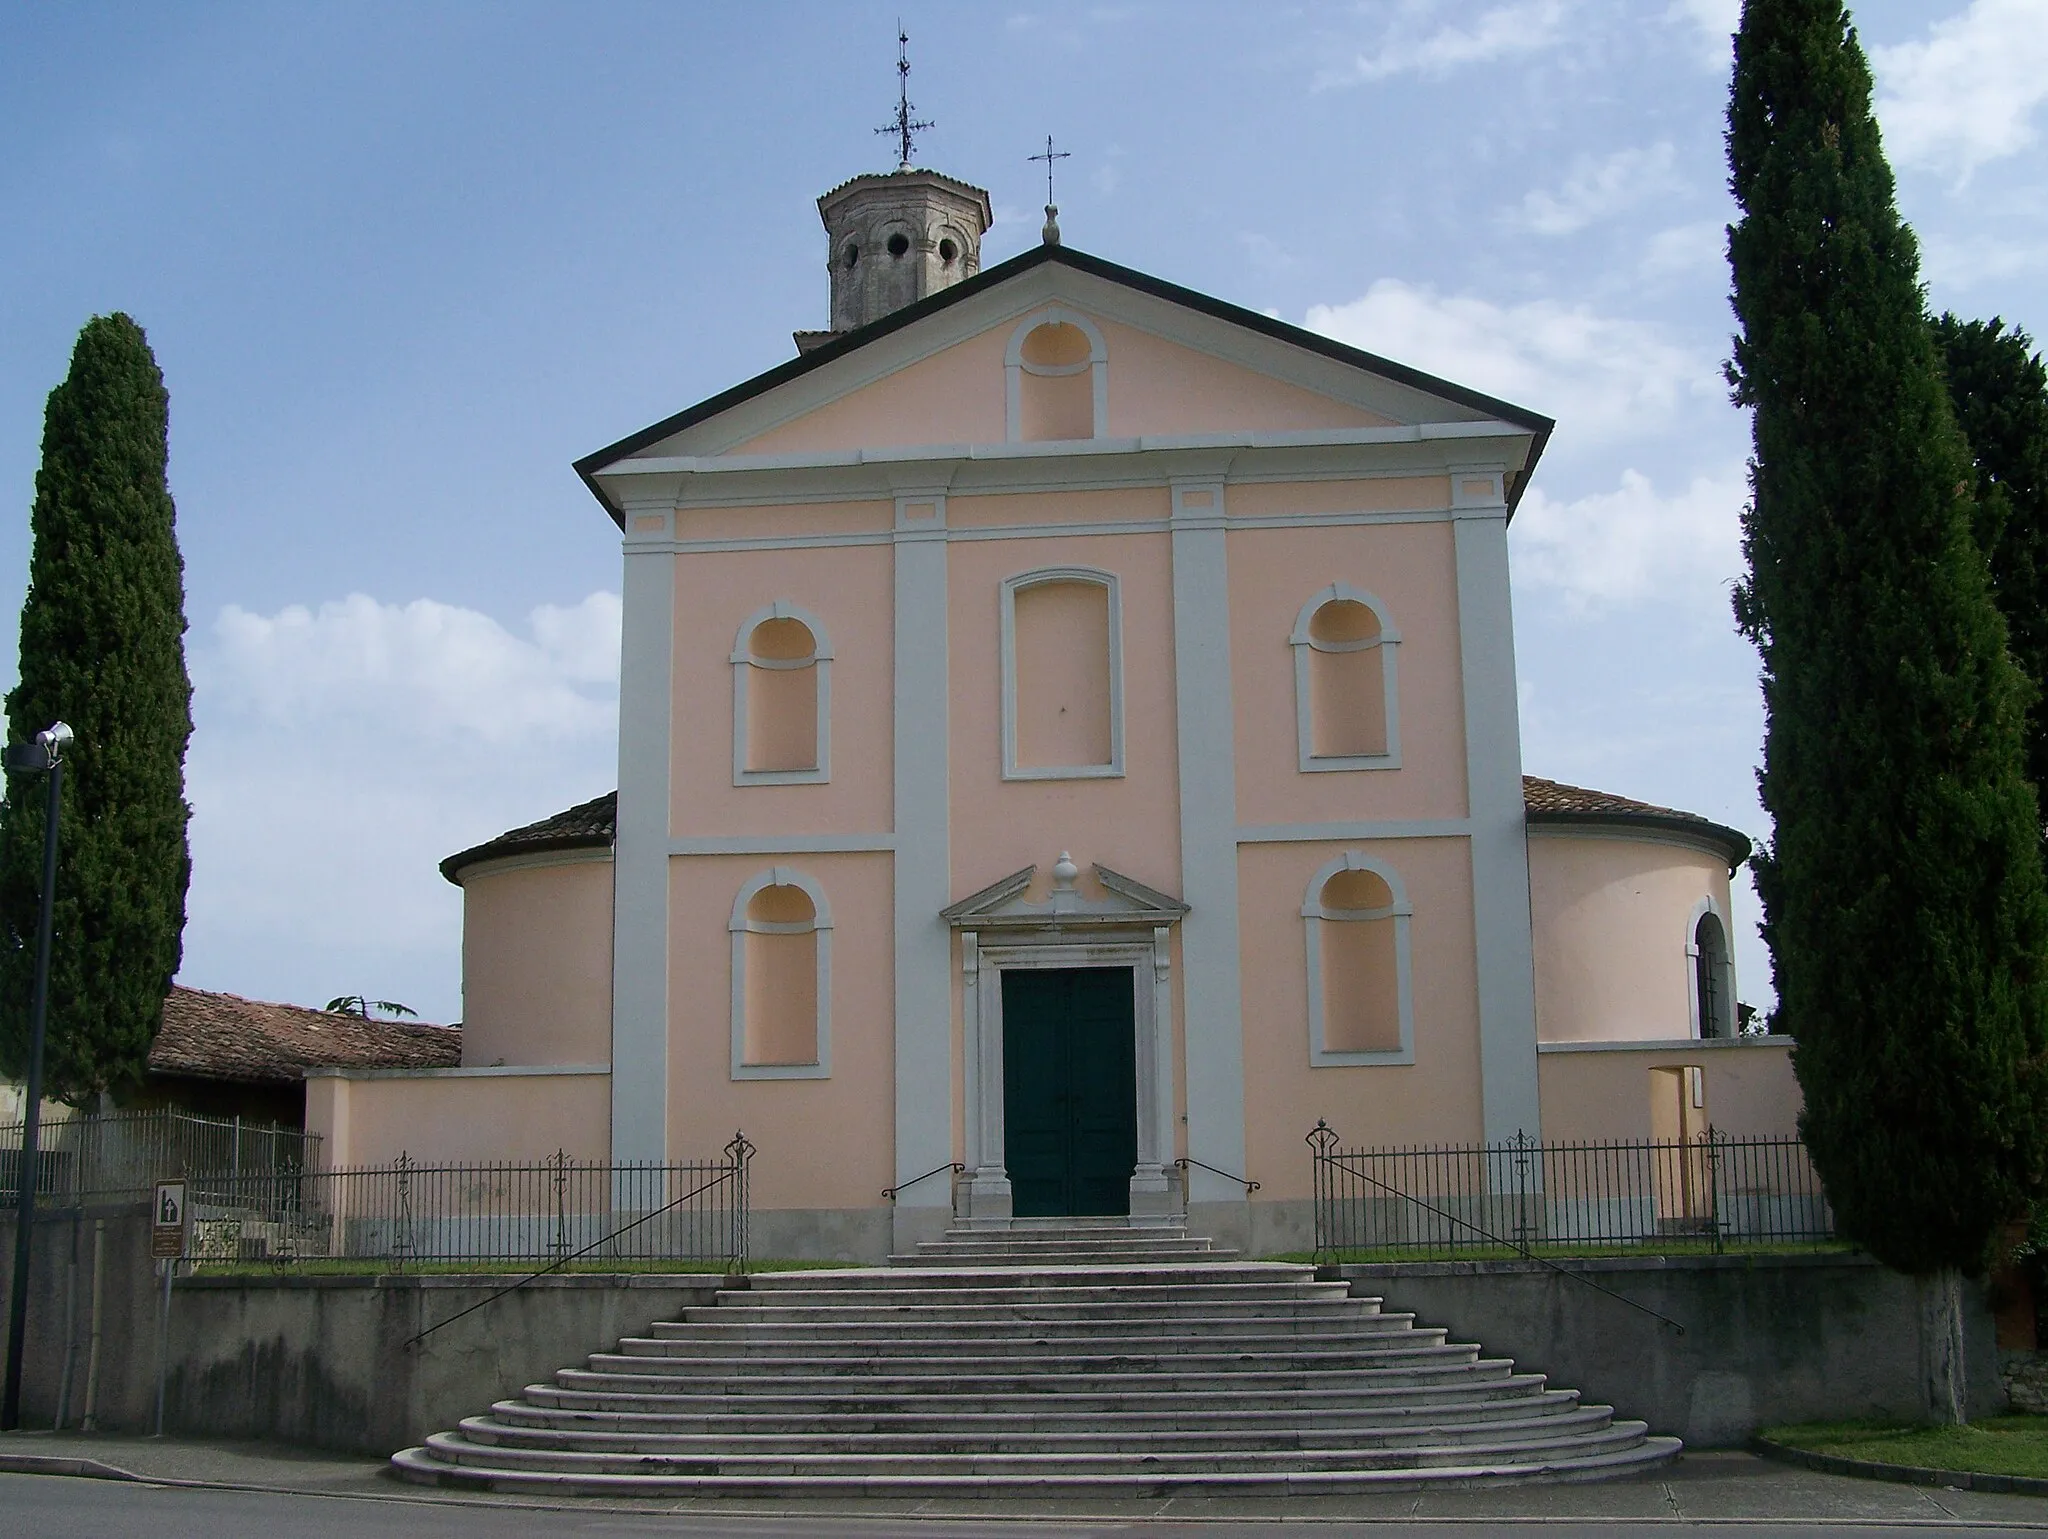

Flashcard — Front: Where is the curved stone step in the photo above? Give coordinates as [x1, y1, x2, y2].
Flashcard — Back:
[389, 1435, 1681, 1496]
[519, 1369, 1557, 1420]
[454, 1401, 1617, 1455]
[615, 1324, 1439, 1360]
[486, 1383, 1580, 1436]
[585, 1340, 1475, 1378]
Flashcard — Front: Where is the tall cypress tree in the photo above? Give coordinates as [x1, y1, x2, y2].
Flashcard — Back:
[0, 315, 192, 1104]
[1934, 315, 2048, 826]
[1728, 0, 2048, 1353]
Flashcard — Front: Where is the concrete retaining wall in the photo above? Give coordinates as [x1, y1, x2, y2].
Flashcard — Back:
[162, 1272, 724, 1452]
[1, 1206, 2005, 1455]
[1349, 1253, 2004, 1446]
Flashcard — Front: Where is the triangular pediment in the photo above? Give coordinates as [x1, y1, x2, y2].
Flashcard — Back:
[575, 244, 1551, 520]
[941, 856, 1189, 931]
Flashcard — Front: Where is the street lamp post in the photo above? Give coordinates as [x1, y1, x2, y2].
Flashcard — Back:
[2, 720, 72, 1432]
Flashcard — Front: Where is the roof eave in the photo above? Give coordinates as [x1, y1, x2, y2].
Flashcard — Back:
[1526, 809, 1753, 876]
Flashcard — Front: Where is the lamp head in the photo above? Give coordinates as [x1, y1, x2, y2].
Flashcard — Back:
[36, 722, 73, 761]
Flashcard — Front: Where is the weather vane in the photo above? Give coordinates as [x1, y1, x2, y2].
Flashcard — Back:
[875, 24, 933, 171]
[1030, 135, 1072, 245]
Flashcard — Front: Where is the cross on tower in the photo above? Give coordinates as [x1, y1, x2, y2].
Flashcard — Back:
[1029, 135, 1072, 206]
[875, 25, 934, 171]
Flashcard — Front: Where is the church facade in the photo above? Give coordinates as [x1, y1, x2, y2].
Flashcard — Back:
[307, 166, 1798, 1259]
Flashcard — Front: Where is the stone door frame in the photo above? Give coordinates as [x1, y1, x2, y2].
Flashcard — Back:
[958, 928, 1177, 1225]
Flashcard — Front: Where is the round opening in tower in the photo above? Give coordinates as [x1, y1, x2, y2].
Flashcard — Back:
[842, 243, 859, 269]
[938, 238, 958, 264]
[887, 232, 910, 258]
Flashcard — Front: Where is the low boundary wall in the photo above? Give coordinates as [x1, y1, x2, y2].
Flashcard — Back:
[0, 1211, 2005, 1454]
[1348, 1253, 2004, 1445]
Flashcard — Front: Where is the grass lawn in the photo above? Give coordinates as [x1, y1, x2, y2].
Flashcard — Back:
[189, 1256, 864, 1278]
[1263, 1241, 1858, 1265]
[1763, 1418, 2048, 1480]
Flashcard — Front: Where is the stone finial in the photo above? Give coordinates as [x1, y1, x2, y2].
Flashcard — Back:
[1050, 850, 1081, 913]
[1042, 203, 1062, 246]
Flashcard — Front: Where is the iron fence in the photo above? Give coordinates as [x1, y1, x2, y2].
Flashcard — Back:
[1308, 1122, 1834, 1266]
[183, 1135, 754, 1272]
[0, 1108, 319, 1208]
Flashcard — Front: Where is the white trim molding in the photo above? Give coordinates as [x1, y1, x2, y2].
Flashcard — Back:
[1290, 582, 1402, 773]
[728, 866, 834, 1081]
[999, 565, 1126, 781]
[1004, 306, 1109, 443]
[730, 600, 834, 786]
[1302, 852, 1416, 1067]
[1685, 894, 1737, 1041]
[958, 932, 1178, 1225]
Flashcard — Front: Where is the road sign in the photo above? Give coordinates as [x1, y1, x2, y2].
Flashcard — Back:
[150, 1180, 187, 1260]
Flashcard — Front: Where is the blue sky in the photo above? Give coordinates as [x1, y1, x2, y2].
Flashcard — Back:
[4, 1, 2046, 1023]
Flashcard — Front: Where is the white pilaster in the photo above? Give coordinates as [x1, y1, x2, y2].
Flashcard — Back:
[1170, 478, 1248, 1206]
[1452, 468, 1542, 1143]
[893, 491, 954, 1246]
[611, 503, 676, 1164]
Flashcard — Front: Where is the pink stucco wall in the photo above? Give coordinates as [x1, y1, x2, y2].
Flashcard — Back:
[670, 542, 894, 838]
[1528, 832, 1734, 1042]
[728, 305, 1393, 457]
[306, 1070, 610, 1168]
[947, 525, 1183, 898]
[1538, 1042, 1802, 1142]
[1229, 518, 1468, 827]
[666, 851, 894, 1212]
[458, 855, 613, 1069]
[1097, 319, 1393, 437]
[1238, 838, 1484, 1201]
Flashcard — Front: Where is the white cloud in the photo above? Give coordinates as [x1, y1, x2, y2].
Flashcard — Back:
[1920, 229, 2048, 288]
[1667, 0, 1739, 68]
[1239, 231, 1301, 274]
[1317, 1, 1565, 86]
[1303, 279, 1718, 444]
[1873, 0, 2048, 181]
[1641, 219, 1726, 278]
[180, 593, 622, 1020]
[1516, 142, 1679, 235]
[1511, 465, 1747, 613]
[205, 591, 620, 744]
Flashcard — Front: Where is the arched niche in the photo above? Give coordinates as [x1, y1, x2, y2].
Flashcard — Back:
[730, 601, 833, 785]
[1302, 852, 1415, 1066]
[1291, 583, 1401, 772]
[729, 867, 833, 1079]
[1004, 307, 1108, 443]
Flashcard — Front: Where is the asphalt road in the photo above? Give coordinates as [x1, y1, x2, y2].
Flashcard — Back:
[9, 1473, 2048, 1539]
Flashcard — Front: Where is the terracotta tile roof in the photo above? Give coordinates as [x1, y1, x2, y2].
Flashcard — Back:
[149, 986, 461, 1086]
[439, 791, 617, 885]
[1523, 775, 1752, 871]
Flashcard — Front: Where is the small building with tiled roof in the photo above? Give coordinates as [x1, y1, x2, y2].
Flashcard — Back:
[133, 986, 460, 1126]
[310, 152, 1800, 1260]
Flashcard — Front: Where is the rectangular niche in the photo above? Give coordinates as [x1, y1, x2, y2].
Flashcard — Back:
[1002, 568, 1124, 780]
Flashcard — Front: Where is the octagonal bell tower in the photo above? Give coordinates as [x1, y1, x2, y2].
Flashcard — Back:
[805, 169, 993, 348]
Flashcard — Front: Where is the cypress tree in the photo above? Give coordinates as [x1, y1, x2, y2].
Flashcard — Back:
[1727, 0, 2048, 1400]
[1934, 315, 2048, 826]
[0, 315, 192, 1104]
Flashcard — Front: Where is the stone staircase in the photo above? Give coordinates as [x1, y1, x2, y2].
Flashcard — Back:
[389, 1222, 1680, 1497]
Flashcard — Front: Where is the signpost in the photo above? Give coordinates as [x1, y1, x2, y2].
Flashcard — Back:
[150, 1180, 185, 1435]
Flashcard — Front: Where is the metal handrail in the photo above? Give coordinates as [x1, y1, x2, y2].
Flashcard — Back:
[883, 1161, 964, 1201]
[404, 1131, 753, 1349]
[1175, 1156, 1259, 1194]
[1307, 1120, 1684, 1336]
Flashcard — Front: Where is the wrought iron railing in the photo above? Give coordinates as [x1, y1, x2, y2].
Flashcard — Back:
[182, 1135, 754, 1272]
[0, 1108, 319, 1208]
[1308, 1122, 1834, 1267]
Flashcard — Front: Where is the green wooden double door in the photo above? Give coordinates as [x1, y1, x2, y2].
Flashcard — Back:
[1001, 967, 1137, 1218]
